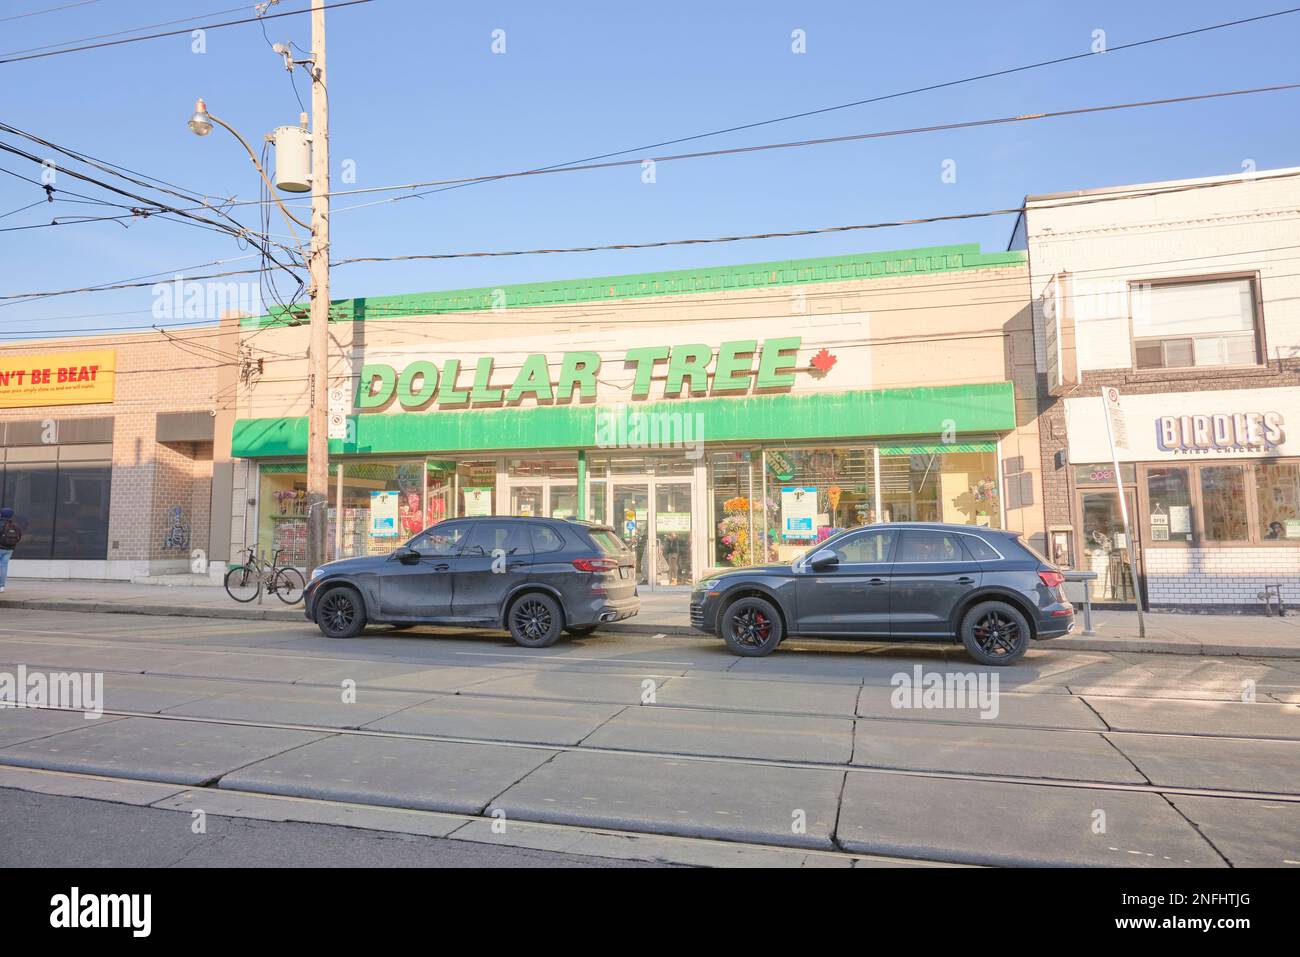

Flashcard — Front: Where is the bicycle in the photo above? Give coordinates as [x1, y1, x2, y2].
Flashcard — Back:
[224, 546, 305, 604]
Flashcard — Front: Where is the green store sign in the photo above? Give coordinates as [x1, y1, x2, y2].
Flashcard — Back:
[355, 337, 805, 411]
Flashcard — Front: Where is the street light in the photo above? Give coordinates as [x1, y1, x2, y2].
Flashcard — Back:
[187, 99, 213, 136]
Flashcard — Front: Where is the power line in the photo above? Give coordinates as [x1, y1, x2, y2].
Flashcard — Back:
[0, 0, 101, 24]
[0, 3, 251, 57]
[0, 0, 374, 65]
[162, 81, 1300, 214]
[3, 168, 1296, 307]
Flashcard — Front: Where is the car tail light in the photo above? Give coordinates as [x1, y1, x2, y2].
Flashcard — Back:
[572, 557, 619, 572]
[1038, 570, 1065, 589]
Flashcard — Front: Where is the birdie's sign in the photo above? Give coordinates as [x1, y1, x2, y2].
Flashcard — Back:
[357, 337, 832, 410]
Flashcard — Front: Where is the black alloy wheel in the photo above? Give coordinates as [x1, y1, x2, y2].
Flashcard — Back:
[317, 586, 366, 639]
[960, 601, 1030, 665]
[508, 593, 563, 648]
[721, 595, 783, 657]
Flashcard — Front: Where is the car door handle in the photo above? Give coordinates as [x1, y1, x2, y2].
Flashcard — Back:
[433, 563, 450, 571]
[868, 578, 887, 585]
[956, 576, 975, 584]
[508, 561, 527, 569]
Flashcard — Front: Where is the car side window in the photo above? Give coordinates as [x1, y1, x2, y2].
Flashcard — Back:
[962, 535, 1002, 561]
[829, 529, 894, 564]
[529, 524, 565, 553]
[463, 521, 530, 557]
[408, 523, 467, 557]
[896, 530, 969, 563]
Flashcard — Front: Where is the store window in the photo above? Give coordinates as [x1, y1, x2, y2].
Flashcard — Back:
[765, 446, 876, 562]
[1200, 465, 1249, 542]
[1256, 462, 1300, 541]
[881, 447, 1000, 528]
[456, 460, 498, 517]
[1131, 276, 1261, 370]
[708, 449, 770, 567]
[1145, 466, 1194, 543]
[1, 447, 112, 561]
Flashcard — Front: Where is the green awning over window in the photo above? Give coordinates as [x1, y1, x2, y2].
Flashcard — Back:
[233, 382, 1015, 458]
[879, 441, 996, 455]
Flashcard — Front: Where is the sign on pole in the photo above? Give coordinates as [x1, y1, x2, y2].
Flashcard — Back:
[1103, 385, 1129, 449]
[327, 386, 348, 441]
[1100, 387, 1145, 636]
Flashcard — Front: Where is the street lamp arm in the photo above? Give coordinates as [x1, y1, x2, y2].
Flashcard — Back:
[206, 111, 312, 233]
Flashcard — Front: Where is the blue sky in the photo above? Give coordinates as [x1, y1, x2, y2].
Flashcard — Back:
[1, 0, 1297, 338]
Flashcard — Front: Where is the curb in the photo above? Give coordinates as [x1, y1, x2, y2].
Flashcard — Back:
[1, 597, 1296, 658]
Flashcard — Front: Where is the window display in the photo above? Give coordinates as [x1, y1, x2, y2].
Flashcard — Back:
[1255, 462, 1300, 540]
[1200, 465, 1249, 542]
[1145, 466, 1194, 543]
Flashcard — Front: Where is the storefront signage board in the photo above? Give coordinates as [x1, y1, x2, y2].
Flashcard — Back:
[0, 349, 115, 409]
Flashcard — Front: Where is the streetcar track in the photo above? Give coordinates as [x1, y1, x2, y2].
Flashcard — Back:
[6, 702, 1299, 803]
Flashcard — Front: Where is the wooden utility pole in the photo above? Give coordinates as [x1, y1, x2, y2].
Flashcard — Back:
[305, 0, 331, 572]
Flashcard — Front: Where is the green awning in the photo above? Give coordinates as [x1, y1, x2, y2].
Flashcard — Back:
[879, 441, 996, 455]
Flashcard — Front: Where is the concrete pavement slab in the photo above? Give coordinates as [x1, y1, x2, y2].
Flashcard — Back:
[358, 665, 534, 694]
[462, 670, 680, 705]
[155, 787, 465, 838]
[837, 772, 1225, 866]
[219, 734, 556, 814]
[583, 707, 854, 764]
[161, 684, 437, 728]
[95, 672, 238, 713]
[650, 675, 861, 716]
[0, 708, 124, 747]
[1165, 796, 1300, 868]
[1083, 696, 1300, 740]
[448, 817, 856, 867]
[0, 716, 328, 785]
[492, 749, 843, 849]
[851, 720, 1146, 783]
[1105, 732, 1300, 794]
[364, 695, 623, 746]
[0, 765, 186, 806]
[856, 685, 1106, 730]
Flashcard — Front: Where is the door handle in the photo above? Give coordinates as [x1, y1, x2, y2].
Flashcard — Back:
[433, 563, 450, 571]
[868, 578, 887, 585]
[956, 576, 975, 584]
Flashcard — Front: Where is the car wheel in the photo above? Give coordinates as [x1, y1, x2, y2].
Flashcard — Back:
[960, 601, 1030, 665]
[564, 624, 598, 637]
[720, 595, 783, 657]
[508, 593, 564, 648]
[316, 586, 366, 639]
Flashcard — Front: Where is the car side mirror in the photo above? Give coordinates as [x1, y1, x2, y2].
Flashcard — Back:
[808, 550, 839, 571]
[393, 546, 420, 564]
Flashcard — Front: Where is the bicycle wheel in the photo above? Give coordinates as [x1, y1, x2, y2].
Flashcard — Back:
[272, 567, 305, 605]
[224, 564, 261, 603]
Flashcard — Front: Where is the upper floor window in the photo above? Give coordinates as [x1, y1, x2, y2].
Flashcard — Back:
[1130, 276, 1261, 371]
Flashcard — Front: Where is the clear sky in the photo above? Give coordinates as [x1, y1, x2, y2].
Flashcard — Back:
[1, 0, 1297, 339]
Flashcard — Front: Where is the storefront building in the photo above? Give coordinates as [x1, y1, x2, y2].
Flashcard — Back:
[1017, 166, 1300, 611]
[0, 326, 237, 580]
[230, 243, 1046, 587]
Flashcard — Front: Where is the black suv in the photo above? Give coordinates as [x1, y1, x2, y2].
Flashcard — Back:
[689, 522, 1073, 664]
[304, 517, 640, 647]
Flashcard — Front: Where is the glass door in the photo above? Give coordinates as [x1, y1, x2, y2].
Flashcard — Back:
[654, 481, 693, 586]
[1078, 488, 1143, 605]
[612, 483, 650, 586]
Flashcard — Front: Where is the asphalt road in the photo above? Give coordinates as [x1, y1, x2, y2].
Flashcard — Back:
[1, 607, 1298, 868]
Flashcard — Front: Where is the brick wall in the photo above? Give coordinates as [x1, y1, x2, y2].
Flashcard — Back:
[1145, 546, 1300, 608]
[0, 329, 224, 574]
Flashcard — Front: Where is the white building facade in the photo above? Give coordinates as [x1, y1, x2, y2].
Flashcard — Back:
[1017, 167, 1300, 612]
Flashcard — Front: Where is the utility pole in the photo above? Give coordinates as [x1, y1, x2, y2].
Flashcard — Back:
[305, 0, 331, 573]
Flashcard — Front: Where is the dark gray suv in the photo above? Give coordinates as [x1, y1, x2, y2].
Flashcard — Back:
[304, 517, 640, 647]
[689, 522, 1073, 665]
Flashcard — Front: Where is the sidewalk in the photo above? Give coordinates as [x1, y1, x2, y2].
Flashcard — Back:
[1, 578, 1297, 657]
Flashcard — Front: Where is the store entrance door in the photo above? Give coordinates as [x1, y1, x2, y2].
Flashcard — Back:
[609, 478, 694, 589]
[1077, 488, 1145, 606]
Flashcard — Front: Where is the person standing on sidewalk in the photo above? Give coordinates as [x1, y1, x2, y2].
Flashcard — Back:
[0, 507, 21, 592]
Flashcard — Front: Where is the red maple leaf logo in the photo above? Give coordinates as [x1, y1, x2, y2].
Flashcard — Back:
[809, 348, 837, 376]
